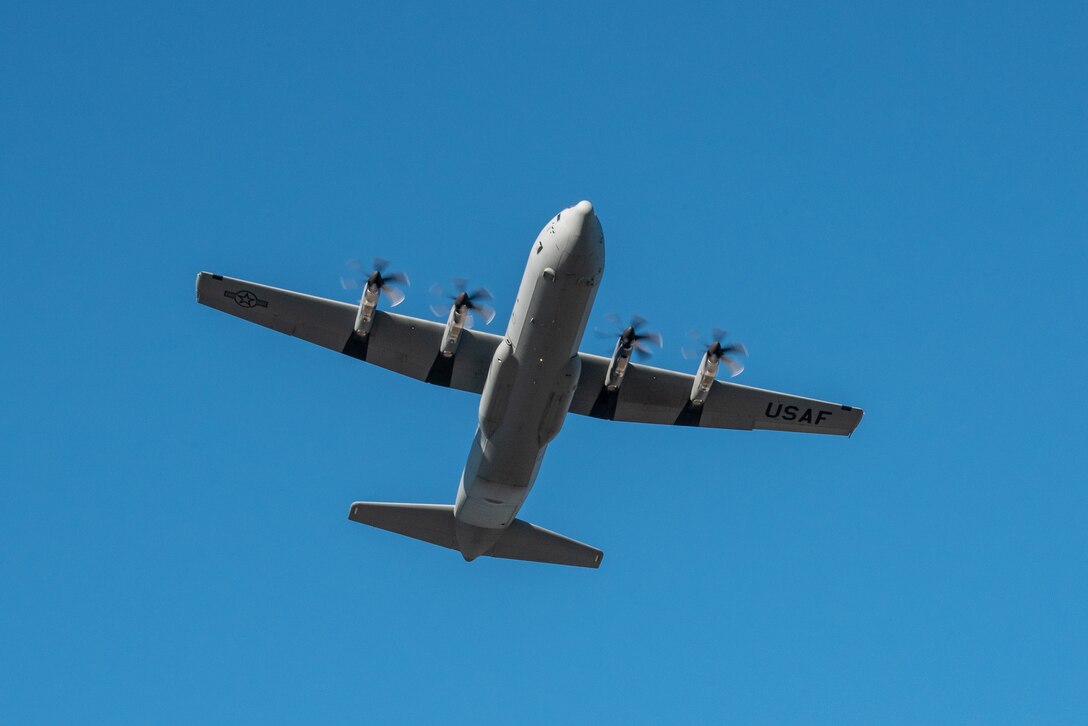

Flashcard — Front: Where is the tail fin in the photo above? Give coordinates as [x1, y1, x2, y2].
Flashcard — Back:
[348, 502, 603, 568]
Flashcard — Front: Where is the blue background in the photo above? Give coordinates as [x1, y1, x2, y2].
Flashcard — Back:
[3, 2, 1086, 723]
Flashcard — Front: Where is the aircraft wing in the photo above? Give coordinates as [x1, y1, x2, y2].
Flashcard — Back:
[195, 272, 503, 392]
[570, 353, 863, 436]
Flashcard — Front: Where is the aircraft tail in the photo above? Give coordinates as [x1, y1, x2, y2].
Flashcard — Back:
[347, 502, 603, 568]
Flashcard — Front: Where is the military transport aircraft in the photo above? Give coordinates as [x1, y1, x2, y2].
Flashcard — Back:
[196, 201, 863, 568]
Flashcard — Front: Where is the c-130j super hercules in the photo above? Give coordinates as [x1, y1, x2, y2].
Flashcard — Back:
[197, 201, 863, 568]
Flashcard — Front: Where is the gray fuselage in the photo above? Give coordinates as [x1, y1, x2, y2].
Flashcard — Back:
[453, 201, 604, 559]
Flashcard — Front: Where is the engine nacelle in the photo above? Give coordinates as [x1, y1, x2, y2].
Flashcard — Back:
[604, 340, 633, 391]
[688, 352, 719, 406]
[354, 284, 381, 336]
[440, 304, 469, 357]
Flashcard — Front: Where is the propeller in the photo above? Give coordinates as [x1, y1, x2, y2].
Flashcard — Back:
[596, 313, 664, 360]
[429, 278, 496, 326]
[682, 327, 748, 377]
[340, 257, 410, 307]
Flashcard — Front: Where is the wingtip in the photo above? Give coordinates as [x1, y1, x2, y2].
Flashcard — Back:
[195, 271, 225, 302]
[846, 405, 864, 437]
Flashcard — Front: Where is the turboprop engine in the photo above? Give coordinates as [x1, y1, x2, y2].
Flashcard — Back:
[429, 279, 496, 357]
[682, 329, 747, 406]
[598, 314, 662, 391]
[340, 258, 409, 336]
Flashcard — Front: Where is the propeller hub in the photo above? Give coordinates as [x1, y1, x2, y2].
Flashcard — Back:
[602, 315, 661, 360]
[454, 291, 470, 308]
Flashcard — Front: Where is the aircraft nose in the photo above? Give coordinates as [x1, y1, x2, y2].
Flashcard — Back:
[560, 199, 604, 266]
[566, 200, 598, 234]
[573, 200, 593, 216]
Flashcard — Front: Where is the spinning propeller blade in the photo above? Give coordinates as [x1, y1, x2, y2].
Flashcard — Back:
[682, 328, 748, 377]
[340, 257, 410, 306]
[430, 278, 497, 326]
[600, 314, 663, 360]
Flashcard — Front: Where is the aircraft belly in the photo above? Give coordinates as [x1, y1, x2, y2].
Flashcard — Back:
[457, 360, 566, 528]
[456, 255, 598, 530]
[455, 429, 545, 528]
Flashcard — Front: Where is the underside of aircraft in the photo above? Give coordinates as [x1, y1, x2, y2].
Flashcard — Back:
[196, 201, 863, 568]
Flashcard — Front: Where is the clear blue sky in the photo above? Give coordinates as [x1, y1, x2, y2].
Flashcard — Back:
[3, 2, 1086, 723]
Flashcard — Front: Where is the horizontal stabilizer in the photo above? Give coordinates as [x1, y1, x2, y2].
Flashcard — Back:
[348, 502, 458, 549]
[490, 519, 603, 568]
[348, 502, 602, 568]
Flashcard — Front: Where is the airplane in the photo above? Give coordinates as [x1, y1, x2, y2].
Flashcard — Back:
[196, 200, 863, 568]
